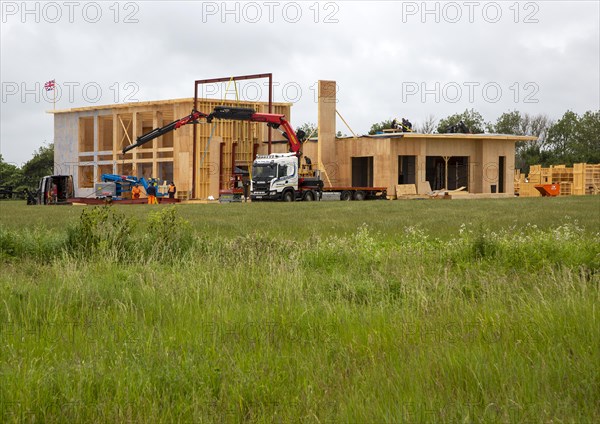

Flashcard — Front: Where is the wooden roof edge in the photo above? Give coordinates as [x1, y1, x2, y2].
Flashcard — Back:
[47, 97, 293, 114]
[408, 133, 538, 141]
[333, 133, 538, 141]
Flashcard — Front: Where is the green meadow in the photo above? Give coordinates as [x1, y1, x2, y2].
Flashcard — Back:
[1, 197, 599, 422]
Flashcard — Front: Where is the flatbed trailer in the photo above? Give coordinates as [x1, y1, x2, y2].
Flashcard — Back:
[322, 186, 388, 201]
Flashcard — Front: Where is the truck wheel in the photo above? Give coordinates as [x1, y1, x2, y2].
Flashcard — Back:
[283, 191, 294, 202]
[303, 191, 315, 201]
[353, 191, 366, 201]
[340, 191, 352, 201]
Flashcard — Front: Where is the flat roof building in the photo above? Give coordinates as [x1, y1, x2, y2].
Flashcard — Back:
[302, 80, 536, 197]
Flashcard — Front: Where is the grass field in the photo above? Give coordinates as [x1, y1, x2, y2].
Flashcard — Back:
[1, 197, 599, 422]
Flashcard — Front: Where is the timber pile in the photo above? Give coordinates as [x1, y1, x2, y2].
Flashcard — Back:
[395, 184, 471, 200]
[515, 163, 600, 197]
[395, 184, 431, 200]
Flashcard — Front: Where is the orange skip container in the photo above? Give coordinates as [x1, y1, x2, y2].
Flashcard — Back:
[534, 183, 560, 197]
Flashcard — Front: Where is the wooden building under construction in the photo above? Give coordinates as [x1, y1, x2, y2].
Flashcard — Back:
[52, 79, 538, 200]
[303, 80, 537, 198]
[52, 98, 291, 199]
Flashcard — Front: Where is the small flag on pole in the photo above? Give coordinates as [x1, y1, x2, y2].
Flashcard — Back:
[45, 79, 57, 110]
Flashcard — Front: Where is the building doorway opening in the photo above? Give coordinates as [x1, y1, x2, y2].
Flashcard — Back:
[352, 156, 374, 187]
[498, 156, 506, 193]
[426, 156, 469, 191]
[398, 155, 416, 185]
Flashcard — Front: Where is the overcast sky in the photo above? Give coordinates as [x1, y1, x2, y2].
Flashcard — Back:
[1, 0, 599, 165]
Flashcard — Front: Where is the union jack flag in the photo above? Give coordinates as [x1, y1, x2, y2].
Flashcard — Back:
[44, 80, 55, 91]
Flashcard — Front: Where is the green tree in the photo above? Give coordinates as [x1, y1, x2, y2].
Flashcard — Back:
[574, 111, 600, 163]
[0, 154, 23, 193]
[489, 110, 522, 134]
[546, 110, 600, 165]
[490, 111, 553, 171]
[21, 144, 54, 188]
[437, 109, 487, 134]
[368, 119, 395, 135]
[296, 123, 318, 140]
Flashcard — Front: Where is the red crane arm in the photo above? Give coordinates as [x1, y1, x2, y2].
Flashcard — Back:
[248, 113, 302, 154]
[125, 106, 303, 156]
[123, 110, 210, 154]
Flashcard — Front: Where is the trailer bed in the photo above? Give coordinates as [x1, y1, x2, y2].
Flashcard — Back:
[321, 187, 388, 200]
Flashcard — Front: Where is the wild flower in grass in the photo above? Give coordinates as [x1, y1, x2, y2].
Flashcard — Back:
[351, 223, 379, 257]
[550, 222, 584, 242]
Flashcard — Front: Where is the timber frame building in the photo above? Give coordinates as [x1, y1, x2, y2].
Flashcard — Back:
[302, 81, 536, 197]
[52, 98, 291, 199]
[52, 80, 535, 199]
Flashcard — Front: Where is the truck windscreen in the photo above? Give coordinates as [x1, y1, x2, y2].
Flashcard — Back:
[253, 164, 276, 179]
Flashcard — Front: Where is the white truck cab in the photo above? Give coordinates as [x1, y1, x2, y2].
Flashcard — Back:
[251, 153, 300, 201]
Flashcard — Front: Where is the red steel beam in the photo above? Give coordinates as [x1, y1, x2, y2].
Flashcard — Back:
[192, 73, 273, 198]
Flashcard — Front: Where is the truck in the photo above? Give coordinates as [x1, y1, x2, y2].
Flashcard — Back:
[125, 106, 387, 201]
[36, 175, 74, 205]
[251, 153, 387, 201]
[251, 152, 323, 202]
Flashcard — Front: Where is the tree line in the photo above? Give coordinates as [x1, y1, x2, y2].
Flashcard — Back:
[367, 109, 599, 172]
[0, 144, 54, 197]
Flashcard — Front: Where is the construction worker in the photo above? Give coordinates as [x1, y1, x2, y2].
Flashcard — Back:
[146, 183, 157, 205]
[51, 183, 58, 204]
[168, 181, 176, 199]
[132, 183, 142, 200]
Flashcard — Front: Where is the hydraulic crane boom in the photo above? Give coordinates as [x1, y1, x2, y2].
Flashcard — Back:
[209, 106, 303, 155]
[122, 110, 210, 154]
[123, 106, 304, 155]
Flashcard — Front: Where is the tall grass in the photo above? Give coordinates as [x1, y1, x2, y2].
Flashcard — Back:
[0, 204, 599, 422]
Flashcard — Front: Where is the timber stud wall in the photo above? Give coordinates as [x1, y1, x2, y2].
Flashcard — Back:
[54, 98, 291, 199]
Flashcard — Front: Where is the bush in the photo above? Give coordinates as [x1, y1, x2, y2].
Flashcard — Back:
[66, 206, 133, 259]
[139, 207, 194, 261]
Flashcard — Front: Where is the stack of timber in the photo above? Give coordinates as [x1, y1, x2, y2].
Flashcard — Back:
[394, 184, 503, 200]
[574, 163, 600, 195]
[515, 163, 600, 197]
[395, 184, 430, 199]
[395, 183, 447, 200]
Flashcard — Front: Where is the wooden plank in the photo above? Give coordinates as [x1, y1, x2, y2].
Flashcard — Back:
[446, 193, 513, 200]
[318, 80, 337, 186]
[518, 182, 542, 197]
[573, 163, 585, 195]
[418, 181, 432, 195]
[396, 194, 434, 200]
[396, 184, 417, 196]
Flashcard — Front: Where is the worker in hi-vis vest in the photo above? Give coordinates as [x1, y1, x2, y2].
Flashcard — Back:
[146, 183, 157, 204]
[132, 184, 141, 200]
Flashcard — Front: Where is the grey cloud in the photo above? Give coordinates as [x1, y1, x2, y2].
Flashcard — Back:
[1, 1, 598, 164]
